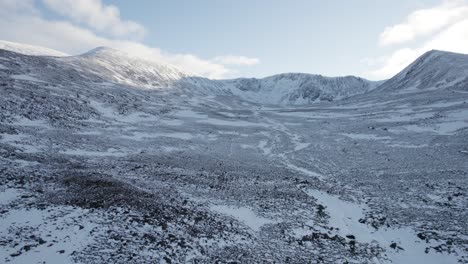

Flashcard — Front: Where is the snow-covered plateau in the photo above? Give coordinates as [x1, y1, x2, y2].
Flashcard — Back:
[0, 41, 467, 263]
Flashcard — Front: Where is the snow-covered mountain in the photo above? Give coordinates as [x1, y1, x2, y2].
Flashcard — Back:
[0, 41, 381, 105]
[0, 40, 68, 57]
[1, 40, 468, 263]
[376, 50, 468, 93]
[67, 47, 384, 104]
[220, 73, 381, 105]
[0, 43, 225, 96]
[64, 47, 225, 95]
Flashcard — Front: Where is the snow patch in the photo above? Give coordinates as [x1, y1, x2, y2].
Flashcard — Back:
[306, 190, 462, 264]
[258, 140, 272, 155]
[121, 131, 195, 140]
[0, 207, 97, 264]
[174, 109, 207, 119]
[60, 148, 126, 157]
[161, 146, 182, 152]
[13, 118, 50, 128]
[342, 133, 391, 140]
[294, 142, 310, 151]
[0, 188, 21, 206]
[276, 111, 356, 119]
[11, 74, 45, 83]
[89, 101, 118, 119]
[0, 133, 40, 153]
[280, 155, 324, 180]
[197, 118, 263, 127]
[211, 205, 275, 232]
[376, 112, 433, 122]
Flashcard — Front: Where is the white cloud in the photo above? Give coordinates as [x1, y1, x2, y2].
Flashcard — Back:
[367, 1, 468, 80]
[360, 56, 388, 67]
[213, 55, 260, 66]
[368, 48, 419, 79]
[0, 0, 253, 79]
[379, 0, 468, 46]
[423, 18, 468, 52]
[0, 0, 37, 14]
[42, 0, 146, 39]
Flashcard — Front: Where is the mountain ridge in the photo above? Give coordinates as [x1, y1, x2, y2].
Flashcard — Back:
[375, 49, 468, 93]
[1, 40, 467, 264]
[2, 40, 468, 105]
[0, 40, 68, 57]
[218, 73, 381, 105]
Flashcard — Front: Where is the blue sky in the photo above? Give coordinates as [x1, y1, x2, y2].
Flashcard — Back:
[103, 0, 438, 77]
[1, 0, 467, 79]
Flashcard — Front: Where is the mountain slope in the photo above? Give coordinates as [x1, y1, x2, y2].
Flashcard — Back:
[0, 40, 383, 106]
[0, 40, 68, 57]
[64, 47, 226, 95]
[376, 50, 468, 93]
[219, 73, 382, 105]
[1, 41, 467, 263]
[69, 47, 383, 104]
[0, 44, 226, 97]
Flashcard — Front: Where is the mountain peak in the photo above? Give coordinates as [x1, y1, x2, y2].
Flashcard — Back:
[376, 49, 468, 93]
[423, 49, 462, 56]
[413, 49, 468, 67]
[80, 46, 125, 57]
[221, 73, 379, 105]
[0, 40, 68, 57]
[408, 49, 468, 73]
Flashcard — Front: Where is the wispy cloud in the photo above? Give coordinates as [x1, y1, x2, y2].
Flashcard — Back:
[379, 0, 468, 46]
[43, 0, 146, 39]
[366, 0, 468, 79]
[213, 55, 260, 66]
[0, 0, 255, 79]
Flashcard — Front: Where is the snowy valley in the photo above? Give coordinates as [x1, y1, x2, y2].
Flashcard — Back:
[0, 41, 467, 263]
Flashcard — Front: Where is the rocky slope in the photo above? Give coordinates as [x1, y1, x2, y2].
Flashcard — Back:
[0, 40, 68, 57]
[220, 73, 381, 105]
[375, 50, 468, 93]
[0, 41, 381, 105]
[0, 41, 467, 263]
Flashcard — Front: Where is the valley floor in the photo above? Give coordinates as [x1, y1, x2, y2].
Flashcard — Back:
[1, 85, 467, 263]
[0, 46, 467, 263]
